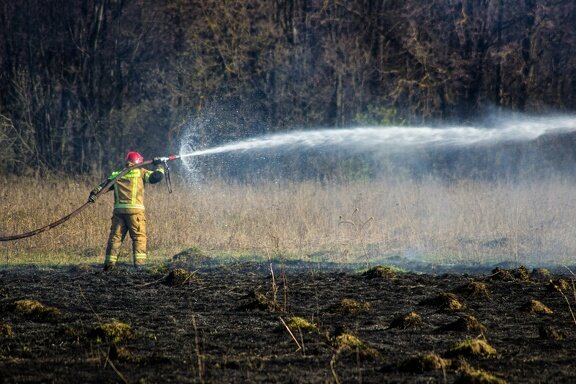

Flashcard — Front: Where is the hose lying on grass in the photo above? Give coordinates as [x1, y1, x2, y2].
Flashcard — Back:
[0, 160, 155, 241]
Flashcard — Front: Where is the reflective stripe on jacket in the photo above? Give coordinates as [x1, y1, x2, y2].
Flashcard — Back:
[109, 168, 162, 214]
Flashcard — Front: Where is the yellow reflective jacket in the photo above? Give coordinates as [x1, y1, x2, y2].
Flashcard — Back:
[107, 167, 164, 214]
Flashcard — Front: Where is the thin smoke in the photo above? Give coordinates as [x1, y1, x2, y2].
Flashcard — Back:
[180, 115, 576, 160]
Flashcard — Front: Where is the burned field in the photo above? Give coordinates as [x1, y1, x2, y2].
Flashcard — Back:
[1, 262, 576, 383]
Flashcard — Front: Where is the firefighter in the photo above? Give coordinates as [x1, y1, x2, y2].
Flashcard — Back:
[89, 151, 165, 271]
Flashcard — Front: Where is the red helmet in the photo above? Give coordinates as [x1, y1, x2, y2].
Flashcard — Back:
[125, 151, 144, 164]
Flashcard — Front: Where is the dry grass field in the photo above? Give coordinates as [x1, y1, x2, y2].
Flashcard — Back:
[2, 176, 576, 268]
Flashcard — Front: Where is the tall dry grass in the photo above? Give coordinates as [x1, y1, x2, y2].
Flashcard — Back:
[1, 176, 576, 266]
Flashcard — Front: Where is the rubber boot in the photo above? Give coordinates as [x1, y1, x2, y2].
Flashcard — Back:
[134, 252, 146, 271]
[103, 262, 116, 272]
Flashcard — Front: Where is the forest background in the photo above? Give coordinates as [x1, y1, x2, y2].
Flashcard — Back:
[0, 0, 575, 179]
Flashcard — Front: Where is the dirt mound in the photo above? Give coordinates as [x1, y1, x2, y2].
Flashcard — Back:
[531, 268, 553, 281]
[455, 365, 507, 384]
[455, 281, 490, 298]
[389, 311, 424, 329]
[238, 291, 282, 312]
[420, 293, 465, 311]
[547, 279, 570, 293]
[441, 315, 487, 333]
[330, 298, 371, 314]
[538, 325, 564, 340]
[513, 266, 531, 281]
[445, 339, 497, 359]
[332, 331, 381, 360]
[283, 316, 318, 333]
[109, 344, 141, 363]
[489, 265, 532, 282]
[489, 267, 514, 280]
[0, 323, 14, 337]
[89, 321, 133, 343]
[12, 299, 62, 323]
[520, 300, 553, 314]
[163, 268, 199, 286]
[362, 266, 397, 279]
[399, 352, 450, 373]
[171, 247, 211, 264]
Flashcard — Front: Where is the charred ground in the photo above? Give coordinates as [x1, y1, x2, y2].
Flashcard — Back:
[1, 260, 576, 383]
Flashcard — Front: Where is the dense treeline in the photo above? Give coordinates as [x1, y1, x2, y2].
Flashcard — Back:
[0, 0, 575, 176]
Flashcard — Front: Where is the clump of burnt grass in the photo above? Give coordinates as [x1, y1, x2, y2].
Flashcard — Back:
[420, 293, 465, 311]
[0, 323, 14, 337]
[398, 353, 506, 382]
[330, 298, 371, 315]
[489, 266, 533, 282]
[331, 331, 381, 360]
[13, 299, 62, 322]
[513, 266, 531, 281]
[362, 266, 397, 279]
[520, 299, 553, 315]
[285, 316, 318, 333]
[389, 311, 424, 329]
[399, 352, 450, 373]
[163, 268, 200, 286]
[445, 339, 497, 359]
[538, 325, 564, 340]
[238, 291, 282, 312]
[109, 344, 141, 363]
[455, 362, 508, 384]
[531, 268, 553, 281]
[60, 326, 82, 342]
[89, 321, 133, 343]
[455, 281, 490, 299]
[333, 332, 364, 349]
[547, 278, 570, 293]
[489, 268, 514, 281]
[441, 315, 487, 334]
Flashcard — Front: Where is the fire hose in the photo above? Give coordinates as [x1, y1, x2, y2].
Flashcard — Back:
[0, 154, 180, 242]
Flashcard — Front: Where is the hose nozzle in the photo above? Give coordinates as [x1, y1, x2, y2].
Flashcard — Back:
[153, 154, 180, 164]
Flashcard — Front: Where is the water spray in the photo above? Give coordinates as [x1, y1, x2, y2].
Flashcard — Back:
[178, 115, 576, 175]
[4, 113, 576, 241]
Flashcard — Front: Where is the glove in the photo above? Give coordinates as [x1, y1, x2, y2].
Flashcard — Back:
[88, 187, 100, 203]
[152, 157, 163, 166]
